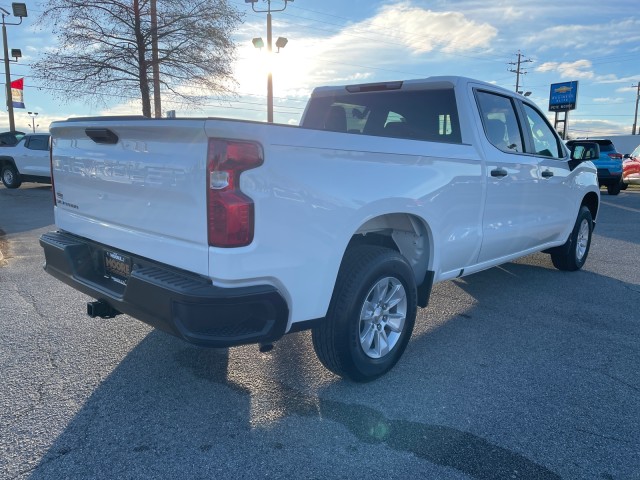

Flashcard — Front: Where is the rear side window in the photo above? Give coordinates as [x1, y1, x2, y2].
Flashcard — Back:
[302, 88, 462, 144]
[594, 141, 614, 153]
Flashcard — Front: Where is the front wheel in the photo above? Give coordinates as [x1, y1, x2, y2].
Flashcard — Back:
[550, 206, 593, 271]
[312, 246, 417, 382]
[1, 164, 21, 189]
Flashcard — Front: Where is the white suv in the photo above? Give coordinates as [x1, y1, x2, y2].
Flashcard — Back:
[0, 133, 51, 188]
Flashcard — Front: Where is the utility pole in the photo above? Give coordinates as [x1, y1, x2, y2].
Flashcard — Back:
[632, 82, 639, 135]
[508, 50, 533, 93]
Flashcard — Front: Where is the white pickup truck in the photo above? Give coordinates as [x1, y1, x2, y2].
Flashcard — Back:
[1, 133, 52, 188]
[40, 76, 600, 381]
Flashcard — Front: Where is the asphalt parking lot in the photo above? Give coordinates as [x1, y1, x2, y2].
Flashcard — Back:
[1, 183, 639, 479]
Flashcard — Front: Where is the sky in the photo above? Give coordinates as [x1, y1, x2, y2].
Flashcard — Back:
[3, 0, 640, 138]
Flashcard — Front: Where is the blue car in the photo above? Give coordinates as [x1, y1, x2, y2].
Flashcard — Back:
[566, 139, 623, 195]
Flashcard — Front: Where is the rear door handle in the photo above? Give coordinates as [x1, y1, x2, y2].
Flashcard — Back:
[490, 168, 508, 178]
[541, 170, 554, 178]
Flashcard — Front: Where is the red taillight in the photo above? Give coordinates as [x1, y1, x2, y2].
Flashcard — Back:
[608, 153, 623, 160]
[207, 139, 263, 247]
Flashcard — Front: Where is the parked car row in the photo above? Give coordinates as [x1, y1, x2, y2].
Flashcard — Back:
[565, 138, 640, 195]
[566, 139, 625, 195]
[0, 133, 52, 189]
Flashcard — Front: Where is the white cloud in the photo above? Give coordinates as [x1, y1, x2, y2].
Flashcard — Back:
[615, 86, 638, 94]
[536, 60, 594, 79]
[0, 111, 68, 133]
[232, 1, 498, 111]
[568, 118, 630, 138]
[593, 97, 625, 104]
[98, 100, 142, 116]
[356, 3, 497, 55]
[524, 18, 640, 52]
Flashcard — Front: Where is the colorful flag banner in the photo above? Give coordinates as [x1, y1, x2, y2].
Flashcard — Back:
[11, 78, 24, 109]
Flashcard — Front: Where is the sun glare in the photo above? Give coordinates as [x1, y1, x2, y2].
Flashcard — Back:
[236, 42, 312, 99]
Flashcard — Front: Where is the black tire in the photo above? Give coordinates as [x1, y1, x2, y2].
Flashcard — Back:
[312, 245, 417, 382]
[620, 182, 628, 191]
[550, 206, 593, 271]
[1, 164, 21, 189]
[607, 182, 621, 195]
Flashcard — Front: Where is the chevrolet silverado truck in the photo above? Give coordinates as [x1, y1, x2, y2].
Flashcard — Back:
[0, 133, 52, 188]
[40, 77, 600, 381]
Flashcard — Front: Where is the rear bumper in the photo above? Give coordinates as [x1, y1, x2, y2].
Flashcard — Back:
[39, 231, 289, 348]
[623, 174, 640, 185]
[596, 168, 622, 185]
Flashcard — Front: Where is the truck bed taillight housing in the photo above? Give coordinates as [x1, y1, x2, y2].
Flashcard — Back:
[207, 139, 263, 247]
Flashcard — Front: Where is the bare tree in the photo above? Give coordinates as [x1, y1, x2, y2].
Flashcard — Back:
[33, 0, 242, 117]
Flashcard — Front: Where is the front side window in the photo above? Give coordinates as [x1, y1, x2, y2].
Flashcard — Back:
[523, 104, 563, 158]
[476, 90, 524, 154]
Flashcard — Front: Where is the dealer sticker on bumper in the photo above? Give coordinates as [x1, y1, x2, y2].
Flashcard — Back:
[104, 250, 131, 286]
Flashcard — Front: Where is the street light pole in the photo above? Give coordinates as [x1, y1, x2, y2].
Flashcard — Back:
[246, 0, 293, 123]
[266, 10, 273, 123]
[1, 4, 27, 133]
[28, 111, 38, 133]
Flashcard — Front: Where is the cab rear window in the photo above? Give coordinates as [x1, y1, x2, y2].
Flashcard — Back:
[302, 89, 462, 144]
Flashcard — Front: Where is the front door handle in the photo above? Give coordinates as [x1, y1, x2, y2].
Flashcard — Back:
[541, 170, 554, 178]
[491, 168, 508, 178]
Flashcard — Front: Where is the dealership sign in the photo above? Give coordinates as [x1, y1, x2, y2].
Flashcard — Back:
[549, 81, 579, 112]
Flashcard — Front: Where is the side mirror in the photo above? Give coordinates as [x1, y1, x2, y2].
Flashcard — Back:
[623, 153, 631, 159]
[567, 141, 600, 171]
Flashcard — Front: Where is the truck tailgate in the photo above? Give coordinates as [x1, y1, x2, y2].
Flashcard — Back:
[50, 119, 210, 276]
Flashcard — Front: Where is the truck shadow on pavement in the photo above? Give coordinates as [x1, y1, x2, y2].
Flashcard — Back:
[29, 333, 560, 480]
[27, 257, 639, 480]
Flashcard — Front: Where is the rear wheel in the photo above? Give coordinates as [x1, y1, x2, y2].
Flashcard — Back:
[550, 206, 593, 271]
[1, 164, 21, 189]
[312, 246, 417, 382]
[607, 182, 621, 195]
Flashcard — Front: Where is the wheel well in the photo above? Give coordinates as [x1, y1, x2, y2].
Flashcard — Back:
[582, 192, 599, 221]
[348, 213, 432, 288]
[0, 157, 16, 170]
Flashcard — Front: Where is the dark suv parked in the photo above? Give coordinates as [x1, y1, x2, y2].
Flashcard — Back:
[566, 139, 623, 195]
